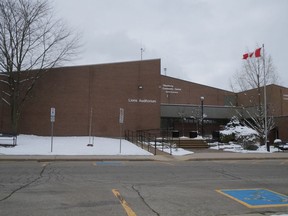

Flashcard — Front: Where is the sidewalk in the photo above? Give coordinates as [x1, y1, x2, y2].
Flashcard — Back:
[176, 151, 288, 161]
[1, 151, 288, 162]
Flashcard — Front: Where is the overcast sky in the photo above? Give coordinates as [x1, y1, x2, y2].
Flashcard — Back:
[53, 0, 288, 91]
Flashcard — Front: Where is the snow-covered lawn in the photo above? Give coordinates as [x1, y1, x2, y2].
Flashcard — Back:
[209, 142, 279, 153]
[0, 135, 193, 156]
[0, 135, 284, 156]
[0, 135, 153, 156]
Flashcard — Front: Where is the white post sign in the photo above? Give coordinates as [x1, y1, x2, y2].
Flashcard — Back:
[119, 108, 124, 124]
[50, 107, 55, 152]
[50, 107, 56, 122]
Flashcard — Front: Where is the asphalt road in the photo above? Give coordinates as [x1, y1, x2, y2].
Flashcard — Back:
[0, 160, 288, 216]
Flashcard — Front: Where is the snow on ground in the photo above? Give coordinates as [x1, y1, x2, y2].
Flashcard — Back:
[0, 135, 284, 156]
[0, 135, 193, 156]
[271, 215, 288, 216]
[211, 116, 284, 153]
[271, 214, 288, 216]
[0, 135, 153, 156]
[160, 146, 193, 156]
[209, 142, 279, 153]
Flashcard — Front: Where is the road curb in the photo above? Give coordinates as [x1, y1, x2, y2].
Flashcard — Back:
[0, 155, 156, 162]
[1, 153, 288, 162]
[183, 157, 288, 161]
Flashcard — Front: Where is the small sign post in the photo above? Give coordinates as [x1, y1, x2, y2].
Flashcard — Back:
[119, 108, 124, 154]
[50, 107, 55, 152]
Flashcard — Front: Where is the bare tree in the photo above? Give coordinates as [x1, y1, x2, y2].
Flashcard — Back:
[230, 50, 278, 93]
[236, 105, 275, 145]
[0, 0, 79, 133]
[230, 47, 278, 145]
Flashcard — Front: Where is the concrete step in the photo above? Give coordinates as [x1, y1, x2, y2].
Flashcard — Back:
[174, 138, 209, 149]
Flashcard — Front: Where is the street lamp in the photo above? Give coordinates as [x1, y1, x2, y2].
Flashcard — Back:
[200, 96, 204, 137]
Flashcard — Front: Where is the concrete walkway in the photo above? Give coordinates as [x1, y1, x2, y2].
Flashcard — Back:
[176, 151, 288, 161]
[0, 150, 288, 162]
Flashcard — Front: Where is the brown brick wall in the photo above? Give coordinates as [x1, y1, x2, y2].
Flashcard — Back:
[161, 76, 235, 106]
[1, 59, 161, 137]
[236, 84, 288, 117]
[1, 59, 287, 140]
[274, 116, 288, 141]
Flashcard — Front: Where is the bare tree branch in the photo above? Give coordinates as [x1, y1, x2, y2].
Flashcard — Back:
[0, 0, 80, 133]
[230, 50, 278, 93]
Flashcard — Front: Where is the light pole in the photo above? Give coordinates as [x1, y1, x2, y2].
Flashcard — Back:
[200, 96, 204, 137]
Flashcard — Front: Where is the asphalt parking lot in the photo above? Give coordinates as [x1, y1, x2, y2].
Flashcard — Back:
[1, 159, 288, 216]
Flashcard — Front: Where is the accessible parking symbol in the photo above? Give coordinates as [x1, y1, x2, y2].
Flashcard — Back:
[216, 188, 288, 208]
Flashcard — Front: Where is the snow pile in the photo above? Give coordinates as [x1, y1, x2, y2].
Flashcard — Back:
[158, 145, 193, 156]
[274, 139, 282, 144]
[210, 142, 278, 153]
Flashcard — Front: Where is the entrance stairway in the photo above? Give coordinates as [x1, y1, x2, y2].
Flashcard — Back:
[174, 138, 208, 149]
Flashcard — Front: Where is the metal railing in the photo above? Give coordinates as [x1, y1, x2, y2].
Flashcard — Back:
[125, 129, 180, 155]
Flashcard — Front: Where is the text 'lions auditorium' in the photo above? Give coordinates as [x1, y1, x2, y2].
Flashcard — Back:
[1, 59, 288, 141]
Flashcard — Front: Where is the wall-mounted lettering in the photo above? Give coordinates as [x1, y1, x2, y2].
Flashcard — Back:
[128, 98, 138, 103]
[128, 98, 157, 103]
[162, 84, 182, 94]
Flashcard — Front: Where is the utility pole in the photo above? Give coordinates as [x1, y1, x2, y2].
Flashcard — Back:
[200, 97, 204, 137]
[263, 44, 269, 152]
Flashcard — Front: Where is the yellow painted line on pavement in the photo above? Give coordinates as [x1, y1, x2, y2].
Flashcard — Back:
[112, 189, 137, 216]
[216, 188, 288, 208]
[40, 162, 49, 167]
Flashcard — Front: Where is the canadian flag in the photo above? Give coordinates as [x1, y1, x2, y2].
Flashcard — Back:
[243, 47, 261, 59]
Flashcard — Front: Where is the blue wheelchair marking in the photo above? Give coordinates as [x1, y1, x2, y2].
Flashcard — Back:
[218, 189, 288, 208]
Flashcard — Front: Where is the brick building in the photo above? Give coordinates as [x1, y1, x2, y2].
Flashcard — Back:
[0, 59, 287, 141]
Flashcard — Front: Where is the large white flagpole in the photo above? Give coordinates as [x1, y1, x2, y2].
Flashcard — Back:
[263, 44, 269, 152]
